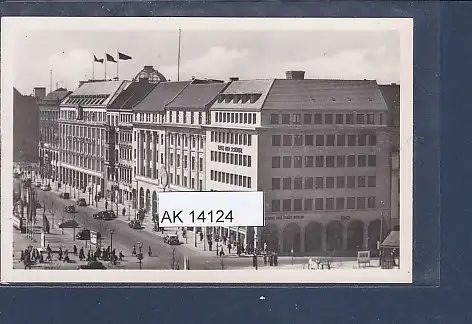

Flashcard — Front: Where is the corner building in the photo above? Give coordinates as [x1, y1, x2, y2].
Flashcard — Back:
[207, 72, 392, 256]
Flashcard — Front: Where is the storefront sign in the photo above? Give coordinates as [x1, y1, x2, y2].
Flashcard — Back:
[217, 145, 243, 154]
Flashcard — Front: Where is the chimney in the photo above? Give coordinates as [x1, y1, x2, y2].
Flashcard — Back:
[33, 87, 46, 99]
[285, 71, 305, 80]
[230, 77, 239, 82]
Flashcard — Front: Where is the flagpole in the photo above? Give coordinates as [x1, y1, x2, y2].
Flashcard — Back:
[177, 29, 181, 82]
[116, 50, 119, 80]
[92, 59, 95, 80]
[105, 53, 107, 80]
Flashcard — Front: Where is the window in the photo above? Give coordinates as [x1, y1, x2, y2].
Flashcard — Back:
[368, 176, 376, 187]
[367, 113, 375, 125]
[304, 198, 313, 211]
[347, 176, 356, 188]
[336, 197, 345, 210]
[348, 135, 357, 146]
[356, 114, 365, 124]
[305, 156, 314, 167]
[272, 135, 281, 146]
[358, 155, 367, 167]
[324, 114, 333, 124]
[272, 200, 280, 212]
[253, 114, 256, 124]
[314, 113, 323, 124]
[368, 134, 377, 146]
[305, 135, 314, 146]
[357, 197, 366, 209]
[358, 134, 367, 146]
[305, 177, 314, 189]
[283, 156, 292, 168]
[293, 114, 301, 124]
[326, 156, 335, 168]
[337, 155, 346, 167]
[337, 135, 345, 146]
[315, 198, 324, 210]
[294, 177, 303, 189]
[248, 156, 252, 167]
[294, 156, 302, 168]
[347, 155, 356, 167]
[294, 135, 303, 146]
[347, 197, 356, 209]
[358, 176, 366, 188]
[293, 199, 302, 211]
[335, 114, 344, 124]
[272, 178, 281, 190]
[336, 176, 345, 188]
[325, 198, 334, 210]
[282, 199, 291, 211]
[368, 155, 377, 167]
[368, 196, 376, 208]
[326, 135, 335, 146]
[316, 135, 324, 146]
[326, 177, 335, 188]
[243, 114, 248, 124]
[272, 156, 281, 168]
[303, 114, 312, 124]
[380, 113, 384, 125]
[315, 156, 324, 167]
[270, 114, 279, 124]
[315, 177, 324, 189]
[199, 158, 203, 171]
[283, 177, 292, 190]
[283, 135, 292, 146]
[282, 114, 290, 124]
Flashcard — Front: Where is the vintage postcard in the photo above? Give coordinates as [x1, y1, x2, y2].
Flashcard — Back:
[1, 17, 413, 283]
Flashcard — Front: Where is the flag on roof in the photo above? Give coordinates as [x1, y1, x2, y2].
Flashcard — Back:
[118, 52, 132, 60]
[106, 53, 116, 63]
[94, 55, 104, 63]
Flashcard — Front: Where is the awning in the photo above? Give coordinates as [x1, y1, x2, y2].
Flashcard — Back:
[381, 231, 400, 248]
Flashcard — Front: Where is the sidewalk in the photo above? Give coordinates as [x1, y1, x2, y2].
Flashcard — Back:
[47, 178, 244, 258]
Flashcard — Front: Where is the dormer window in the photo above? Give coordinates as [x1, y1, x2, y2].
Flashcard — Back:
[225, 95, 233, 103]
[242, 95, 250, 103]
[250, 94, 261, 103]
[368, 97, 373, 102]
[217, 95, 224, 103]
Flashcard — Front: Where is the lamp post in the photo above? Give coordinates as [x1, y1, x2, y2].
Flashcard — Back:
[137, 242, 143, 270]
[110, 229, 114, 254]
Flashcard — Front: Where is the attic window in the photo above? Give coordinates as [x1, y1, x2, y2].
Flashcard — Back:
[331, 97, 336, 101]
[217, 95, 224, 103]
[224, 95, 233, 103]
[242, 95, 250, 104]
[368, 97, 373, 102]
[250, 94, 261, 103]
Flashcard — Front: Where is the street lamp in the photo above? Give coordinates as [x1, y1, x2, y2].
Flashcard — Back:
[137, 241, 143, 270]
[110, 229, 115, 254]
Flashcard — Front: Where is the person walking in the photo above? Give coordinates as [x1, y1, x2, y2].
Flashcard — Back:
[73, 245, 78, 256]
[132, 245, 136, 256]
[105, 199, 108, 211]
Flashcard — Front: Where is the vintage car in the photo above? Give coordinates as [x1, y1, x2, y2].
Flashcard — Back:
[164, 234, 180, 245]
[35, 182, 42, 187]
[107, 210, 117, 218]
[76, 198, 87, 206]
[128, 220, 142, 229]
[59, 192, 70, 199]
[93, 211, 106, 219]
[63, 205, 76, 213]
[77, 261, 107, 270]
[101, 211, 113, 221]
[41, 184, 51, 191]
[75, 229, 102, 241]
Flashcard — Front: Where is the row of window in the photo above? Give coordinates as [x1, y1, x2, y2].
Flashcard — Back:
[64, 95, 109, 106]
[210, 170, 253, 188]
[272, 154, 377, 168]
[134, 131, 205, 150]
[61, 125, 106, 140]
[214, 111, 257, 125]
[216, 93, 262, 104]
[210, 151, 252, 167]
[168, 153, 204, 172]
[271, 196, 377, 212]
[168, 110, 204, 125]
[272, 175, 376, 191]
[210, 131, 253, 146]
[40, 111, 59, 120]
[270, 112, 383, 126]
[271, 133, 377, 147]
[61, 153, 104, 173]
[168, 173, 203, 191]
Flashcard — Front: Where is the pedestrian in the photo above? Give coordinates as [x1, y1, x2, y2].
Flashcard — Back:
[219, 246, 224, 257]
[200, 232, 203, 242]
[119, 251, 124, 261]
[47, 244, 51, 253]
[228, 242, 232, 254]
[20, 250, 24, 262]
[132, 245, 136, 256]
[73, 245, 78, 256]
[122, 207, 126, 218]
[105, 199, 108, 211]
[263, 255, 267, 265]
[46, 251, 52, 262]
[148, 246, 152, 257]
[58, 247, 63, 261]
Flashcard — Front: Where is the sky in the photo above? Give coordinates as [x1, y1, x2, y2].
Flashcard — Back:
[12, 29, 400, 95]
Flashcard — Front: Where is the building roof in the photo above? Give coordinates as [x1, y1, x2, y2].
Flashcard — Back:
[62, 80, 128, 107]
[379, 84, 400, 114]
[166, 82, 228, 109]
[263, 79, 389, 111]
[210, 79, 274, 110]
[39, 88, 72, 104]
[133, 81, 190, 112]
[109, 81, 157, 110]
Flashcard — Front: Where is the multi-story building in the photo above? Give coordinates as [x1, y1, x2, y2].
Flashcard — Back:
[38, 88, 71, 183]
[133, 80, 191, 214]
[107, 79, 157, 208]
[207, 71, 392, 255]
[58, 80, 129, 199]
[13, 87, 41, 162]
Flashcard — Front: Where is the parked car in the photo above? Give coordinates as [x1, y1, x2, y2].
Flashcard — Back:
[101, 212, 113, 221]
[76, 198, 87, 206]
[107, 210, 117, 218]
[75, 229, 102, 241]
[77, 261, 107, 270]
[35, 182, 42, 187]
[64, 205, 76, 213]
[93, 211, 106, 219]
[128, 220, 142, 229]
[41, 184, 51, 191]
[164, 234, 180, 245]
[59, 192, 70, 199]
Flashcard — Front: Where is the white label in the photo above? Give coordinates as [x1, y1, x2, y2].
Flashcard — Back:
[157, 191, 264, 227]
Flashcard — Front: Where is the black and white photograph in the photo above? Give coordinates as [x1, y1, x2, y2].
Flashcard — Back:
[1, 17, 413, 283]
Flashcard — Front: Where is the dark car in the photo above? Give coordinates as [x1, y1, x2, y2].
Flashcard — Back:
[101, 211, 113, 221]
[77, 261, 107, 270]
[76, 198, 87, 206]
[128, 220, 142, 229]
[64, 205, 76, 213]
[93, 211, 106, 219]
[76, 229, 102, 241]
[59, 192, 70, 199]
[164, 234, 180, 245]
[107, 210, 117, 218]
